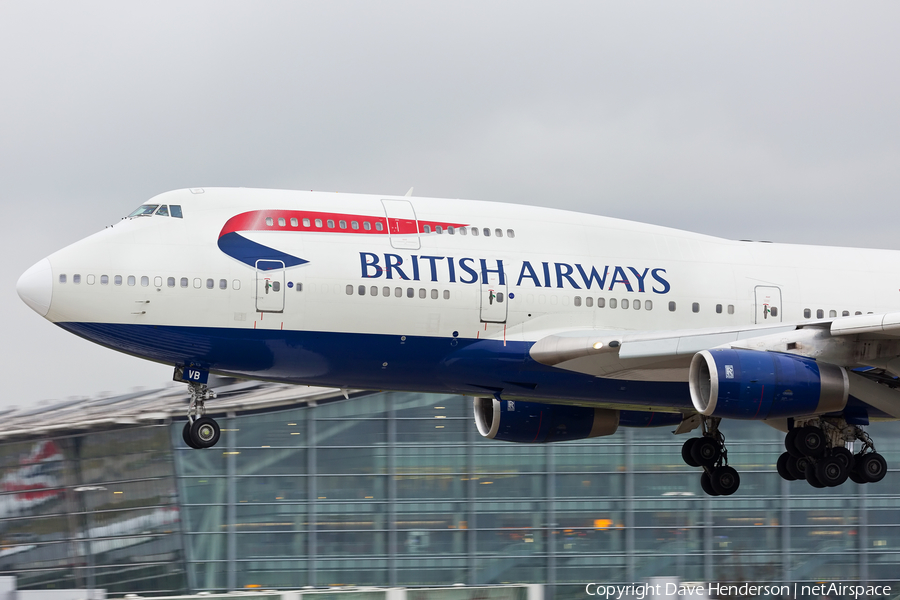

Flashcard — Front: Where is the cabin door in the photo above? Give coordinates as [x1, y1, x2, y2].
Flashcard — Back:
[256, 260, 285, 313]
[754, 286, 782, 324]
[480, 272, 508, 323]
[381, 199, 420, 250]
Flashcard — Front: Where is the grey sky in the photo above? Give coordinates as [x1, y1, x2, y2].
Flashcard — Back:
[2, 2, 899, 408]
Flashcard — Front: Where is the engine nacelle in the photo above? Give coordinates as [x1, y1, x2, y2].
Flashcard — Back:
[474, 398, 619, 443]
[689, 348, 848, 419]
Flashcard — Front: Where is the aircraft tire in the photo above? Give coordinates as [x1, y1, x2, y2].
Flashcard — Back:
[784, 429, 804, 458]
[858, 453, 888, 484]
[806, 466, 826, 488]
[815, 457, 848, 487]
[700, 471, 718, 496]
[190, 417, 221, 449]
[690, 437, 721, 467]
[183, 422, 199, 449]
[831, 447, 855, 471]
[710, 466, 740, 496]
[682, 438, 701, 467]
[793, 426, 826, 458]
[786, 455, 808, 480]
[777, 452, 796, 481]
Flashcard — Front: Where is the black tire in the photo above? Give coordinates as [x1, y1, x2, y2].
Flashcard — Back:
[857, 453, 888, 483]
[815, 456, 848, 487]
[190, 417, 221, 449]
[806, 465, 826, 488]
[700, 471, 719, 496]
[785, 428, 804, 458]
[183, 422, 199, 449]
[786, 455, 808, 480]
[682, 438, 701, 467]
[691, 437, 721, 467]
[831, 447, 855, 471]
[793, 426, 826, 458]
[777, 452, 796, 481]
[848, 470, 866, 484]
[710, 466, 740, 496]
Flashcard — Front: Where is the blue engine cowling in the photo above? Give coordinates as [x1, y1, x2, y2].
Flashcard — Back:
[689, 348, 848, 419]
[474, 398, 619, 443]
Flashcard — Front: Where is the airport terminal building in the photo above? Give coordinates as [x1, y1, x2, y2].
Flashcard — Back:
[0, 381, 897, 597]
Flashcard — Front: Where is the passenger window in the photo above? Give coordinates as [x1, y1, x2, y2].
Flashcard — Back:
[327, 219, 335, 228]
[423, 225, 431, 233]
[586, 297, 593, 307]
[234, 280, 241, 290]
[460, 227, 467, 236]
[358, 285, 366, 295]
[443, 290, 450, 299]
[339, 220, 347, 229]
[436, 226, 443, 234]
[609, 298, 617, 309]
[419, 288, 426, 299]
[646, 300, 653, 310]
[507, 229, 515, 238]
[817, 309, 824, 319]
[726, 305, 732, 314]
[73, 274, 81, 284]
[220, 279, 227, 290]
[128, 276, 136, 286]
[157, 205, 169, 217]
[804, 308, 811, 318]
[692, 302, 699, 313]
[115, 275, 123, 286]
[483, 228, 490, 237]
[206, 279, 214, 289]
[716, 304, 723, 314]
[383, 287, 390, 297]
[431, 289, 438, 299]
[193, 278, 201, 289]
[448, 226, 455, 235]
[856, 311, 862, 315]
[352, 221, 359, 230]
[181, 277, 188, 288]
[170, 205, 183, 218]
[669, 301, 676, 312]
[272, 281, 280, 292]
[278, 218, 286, 226]
[346, 285, 353, 295]
[291, 218, 298, 227]
[375, 222, 384, 231]
[167, 277, 175, 287]
[371, 286, 378, 296]
[101, 275, 109, 285]
[597, 297, 605, 308]
[829, 310, 837, 318]
[842, 311, 849, 317]
[266, 217, 274, 226]
[495, 228, 503, 237]
[471, 228, 479, 237]
[86, 274, 95, 285]
[303, 218, 311, 227]
[621, 299, 629, 309]
[59, 274, 67, 283]
[395, 287, 402, 298]
[364, 222, 372, 231]
[771, 307, 778, 317]
[140, 276, 149, 287]
[315, 219, 323, 228]
[634, 299, 641, 310]
[407, 288, 414, 298]
[574, 296, 582, 307]
[497, 292, 504, 303]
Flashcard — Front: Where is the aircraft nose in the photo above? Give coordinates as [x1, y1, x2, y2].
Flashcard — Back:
[17, 258, 53, 317]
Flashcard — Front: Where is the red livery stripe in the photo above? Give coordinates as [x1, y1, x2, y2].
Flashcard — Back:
[219, 210, 467, 238]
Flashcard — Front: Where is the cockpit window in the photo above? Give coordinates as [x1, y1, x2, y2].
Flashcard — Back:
[128, 204, 159, 217]
[170, 205, 183, 218]
[156, 205, 169, 217]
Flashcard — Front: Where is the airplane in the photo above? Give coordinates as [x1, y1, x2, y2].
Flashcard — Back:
[15, 187, 900, 496]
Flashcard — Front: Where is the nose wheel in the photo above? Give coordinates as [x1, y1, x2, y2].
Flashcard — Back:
[182, 379, 221, 449]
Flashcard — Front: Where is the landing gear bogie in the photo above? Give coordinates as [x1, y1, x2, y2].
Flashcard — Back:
[680, 417, 741, 497]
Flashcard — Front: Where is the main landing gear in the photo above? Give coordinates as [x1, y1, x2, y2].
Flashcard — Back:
[776, 418, 887, 488]
[182, 382, 221, 449]
[681, 417, 741, 496]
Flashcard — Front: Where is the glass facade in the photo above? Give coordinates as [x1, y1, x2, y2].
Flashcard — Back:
[1, 388, 899, 597]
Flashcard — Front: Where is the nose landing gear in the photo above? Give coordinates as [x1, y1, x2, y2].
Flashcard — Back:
[175, 366, 221, 449]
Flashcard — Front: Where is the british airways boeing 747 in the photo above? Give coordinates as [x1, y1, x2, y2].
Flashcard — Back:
[16, 187, 900, 495]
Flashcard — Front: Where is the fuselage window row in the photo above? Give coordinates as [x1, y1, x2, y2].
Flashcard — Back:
[58, 274, 241, 291]
[423, 225, 516, 238]
[265, 217, 385, 232]
[804, 308, 864, 319]
[346, 284, 450, 300]
[573, 295, 654, 311]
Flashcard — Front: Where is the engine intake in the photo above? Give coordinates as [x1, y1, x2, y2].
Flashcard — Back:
[689, 348, 848, 419]
[473, 398, 619, 443]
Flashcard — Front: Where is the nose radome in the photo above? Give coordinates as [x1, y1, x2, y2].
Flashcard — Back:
[17, 258, 53, 317]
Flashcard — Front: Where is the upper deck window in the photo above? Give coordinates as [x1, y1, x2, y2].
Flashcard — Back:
[128, 204, 159, 218]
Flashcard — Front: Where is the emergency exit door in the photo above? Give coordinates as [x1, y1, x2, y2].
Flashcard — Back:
[381, 199, 420, 250]
[256, 260, 285, 313]
[754, 286, 782, 324]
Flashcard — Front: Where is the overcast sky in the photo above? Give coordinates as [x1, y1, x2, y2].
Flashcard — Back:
[2, 2, 899, 408]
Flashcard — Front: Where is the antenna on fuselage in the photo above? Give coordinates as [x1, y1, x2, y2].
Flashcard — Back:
[405, 187, 414, 197]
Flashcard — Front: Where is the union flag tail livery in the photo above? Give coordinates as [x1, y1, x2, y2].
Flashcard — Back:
[17, 187, 900, 495]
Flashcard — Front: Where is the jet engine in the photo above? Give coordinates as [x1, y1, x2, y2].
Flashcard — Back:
[474, 398, 619, 443]
[689, 348, 848, 419]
